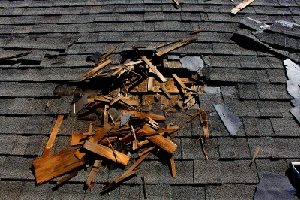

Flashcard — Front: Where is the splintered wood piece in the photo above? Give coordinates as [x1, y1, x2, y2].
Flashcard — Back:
[119, 96, 139, 106]
[81, 59, 112, 81]
[137, 140, 150, 148]
[200, 110, 209, 138]
[170, 156, 176, 177]
[200, 137, 209, 160]
[41, 115, 64, 158]
[148, 77, 155, 91]
[103, 105, 109, 125]
[141, 176, 147, 199]
[124, 111, 166, 121]
[190, 29, 201, 35]
[172, 74, 187, 91]
[156, 36, 196, 56]
[154, 40, 179, 50]
[138, 125, 177, 154]
[103, 149, 151, 191]
[56, 171, 78, 185]
[74, 150, 86, 159]
[93, 96, 111, 103]
[71, 133, 87, 146]
[131, 125, 139, 150]
[172, 0, 180, 8]
[160, 85, 172, 100]
[186, 109, 200, 123]
[34, 148, 85, 184]
[231, 0, 255, 14]
[140, 55, 167, 83]
[96, 46, 117, 64]
[251, 146, 260, 163]
[83, 141, 130, 166]
[138, 146, 155, 157]
[86, 160, 102, 187]
[147, 117, 159, 130]
[110, 96, 121, 106]
[89, 125, 111, 143]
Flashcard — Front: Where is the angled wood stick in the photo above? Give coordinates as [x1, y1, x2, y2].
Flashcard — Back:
[170, 156, 176, 177]
[141, 176, 147, 199]
[190, 29, 201, 35]
[96, 46, 117, 64]
[249, 146, 260, 166]
[86, 160, 102, 187]
[200, 110, 209, 138]
[81, 59, 112, 81]
[156, 36, 196, 56]
[231, 0, 255, 14]
[140, 55, 167, 82]
[56, 171, 78, 185]
[41, 115, 64, 158]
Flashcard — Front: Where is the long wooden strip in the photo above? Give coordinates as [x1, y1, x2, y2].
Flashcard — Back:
[34, 148, 85, 184]
[86, 160, 102, 187]
[41, 115, 64, 158]
[56, 171, 78, 185]
[170, 156, 176, 177]
[231, 0, 255, 14]
[83, 141, 130, 166]
[251, 146, 260, 163]
[81, 59, 112, 81]
[160, 85, 172, 100]
[140, 55, 167, 83]
[89, 125, 111, 143]
[96, 46, 117, 64]
[200, 110, 209, 138]
[138, 125, 177, 154]
[103, 149, 151, 191]
[156, 36, 196, 56]
[172, 74, 186, 90]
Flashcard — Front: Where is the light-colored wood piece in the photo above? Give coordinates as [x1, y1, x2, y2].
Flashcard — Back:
[70, 133, 87, 146]
[156, 36, 196, 56]
[86, 160, 102, 187]
[96, 46, 117, 64]
[41, 115, 64, 158]
[83, 141, 130, 166]
[170, 156, 176, 177]
[34, 148, 85, 184]
[231, 0, 255, 14]
[81, 59, 112, 81]
[148, 77, 155, 91]
[140, 55, 167, 82]
[160, 85, 172, 99]
[88, 125, 111, 143]
[190, 29, 201, 35]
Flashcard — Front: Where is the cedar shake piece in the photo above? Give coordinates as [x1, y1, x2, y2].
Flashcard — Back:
[34, 148, 85, 184]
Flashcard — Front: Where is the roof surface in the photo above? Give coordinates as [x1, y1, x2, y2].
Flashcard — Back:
[0, 0, 300, 199]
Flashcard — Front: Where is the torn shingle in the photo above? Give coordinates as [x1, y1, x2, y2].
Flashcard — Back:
[214, 104, 242, 136]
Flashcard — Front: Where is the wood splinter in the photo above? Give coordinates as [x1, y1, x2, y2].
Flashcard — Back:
[56, 171, 78, 185]
[231, 0, 255, 15]
[141, 176, 147, 199]
[86, 160, 102, 188]
[42, 115, 64, 158]
[81, 59, 112, 81]
[170, 155, 176, 177]
[249, 146, 260, 166]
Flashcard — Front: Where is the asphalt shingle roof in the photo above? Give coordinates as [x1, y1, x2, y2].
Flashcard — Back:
[0, 0, 299, 199]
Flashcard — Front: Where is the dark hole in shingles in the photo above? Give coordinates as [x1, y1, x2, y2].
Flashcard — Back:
[286, 167, 300, 198]
[19, 59, 41, 65]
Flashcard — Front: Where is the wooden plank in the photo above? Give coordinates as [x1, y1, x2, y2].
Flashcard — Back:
[231, 0, 255, 14]
[156, 36, 196, 56]
[103, 149, 151, 191]
[148, 77, 155, 91]
[140, 55, 167, 83]
[41, 115, 64, 158]
[160, 85, 172, 99]
[34, 148, 85, 184]
[172, 74, 187, 91]
[83, 141, 130, 166]
[81, 59, 112, 81]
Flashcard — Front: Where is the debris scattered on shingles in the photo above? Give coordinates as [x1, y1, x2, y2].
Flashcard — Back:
[33, 34, 204, 192]
[231, 0, 255, 15]
[214, 104, 242, 136]
[41, 115, 64, 158]
[254, 174, 296, 200]
[249, 146, 260, 167]
[284, 59, 300, 123]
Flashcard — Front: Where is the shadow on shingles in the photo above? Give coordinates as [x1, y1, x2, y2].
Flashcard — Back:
[286, 167, 300, 198]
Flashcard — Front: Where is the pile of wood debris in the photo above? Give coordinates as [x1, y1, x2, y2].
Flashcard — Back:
[33, 35, 210, 193]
